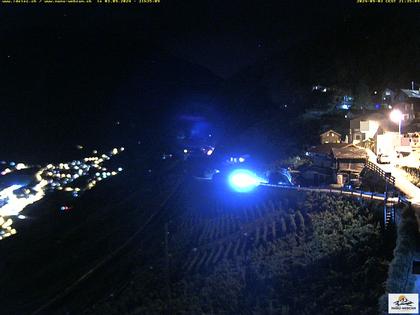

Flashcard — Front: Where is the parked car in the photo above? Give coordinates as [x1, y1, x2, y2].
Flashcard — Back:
[377, 154, 391, 164]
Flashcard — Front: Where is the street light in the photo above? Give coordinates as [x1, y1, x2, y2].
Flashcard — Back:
[390, 109, 403, 136]
[228, 169, 262, 193]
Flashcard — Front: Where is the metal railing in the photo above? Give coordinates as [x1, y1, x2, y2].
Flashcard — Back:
[365, 161, 395, 187]
[261, 183, 400, 204]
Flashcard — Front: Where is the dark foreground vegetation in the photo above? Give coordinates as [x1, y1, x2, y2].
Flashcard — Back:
[379, 204, 419, 314]
[360, 169, 387, 194]
[87, 186, 395, 315]
[401, 166, 420, 188]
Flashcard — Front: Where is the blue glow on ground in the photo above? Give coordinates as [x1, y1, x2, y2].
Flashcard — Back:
[228, 169, 262, 193]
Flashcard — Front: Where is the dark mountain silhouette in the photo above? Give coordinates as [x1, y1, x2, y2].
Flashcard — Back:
[0, 29, 222, 163]
[209, 7, 419, 157]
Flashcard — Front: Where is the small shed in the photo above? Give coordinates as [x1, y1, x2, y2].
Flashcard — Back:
[307, 143, 347, 168]
[332, 145, 367, 185]
[300, 165, 333, 186]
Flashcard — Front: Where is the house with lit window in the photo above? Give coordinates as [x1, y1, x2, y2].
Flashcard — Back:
[349, 113, 383, 144]
[381, 88, 396, 109]
[312, 85, 328, 93]
[320, 129, 342, 144]
[375, 127, 420, 156]
[400, 132, 420, 153]
[303, 143, 367, 186]
[392, 89, 420, 122]
[376, 132, 400, 155]
[336, 95, 353, 110]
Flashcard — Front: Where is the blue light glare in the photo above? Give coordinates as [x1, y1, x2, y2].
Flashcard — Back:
[228, 169, 262, 193]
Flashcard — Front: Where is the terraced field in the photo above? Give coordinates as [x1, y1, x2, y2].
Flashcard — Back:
[85, 180, 394, 315]
[171, 198, 307, 273]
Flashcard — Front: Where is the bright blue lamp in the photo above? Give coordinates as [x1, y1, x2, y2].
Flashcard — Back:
[228, 169, 261, 193]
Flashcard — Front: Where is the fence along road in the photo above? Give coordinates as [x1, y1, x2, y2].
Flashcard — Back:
[365, 149, 420, 231]
[260, 183, 400, 203]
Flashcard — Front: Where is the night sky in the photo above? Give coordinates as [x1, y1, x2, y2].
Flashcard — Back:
[1, 2, 417, 82]
[1, 0, 368, 78]
[0, 1, 419, 161]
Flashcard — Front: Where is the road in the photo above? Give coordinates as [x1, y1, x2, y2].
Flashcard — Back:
[366, 149, 420, 230]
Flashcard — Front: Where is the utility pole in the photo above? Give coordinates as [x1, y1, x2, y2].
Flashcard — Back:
[398, 117, 402, 136]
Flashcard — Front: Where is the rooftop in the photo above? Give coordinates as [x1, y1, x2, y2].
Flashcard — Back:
[401, 89, 420, 99]
[350, 112, 386, 122]
[308, 143, 348, 155]
[332, 144, 368, 160]
[320, 129, 341, 137]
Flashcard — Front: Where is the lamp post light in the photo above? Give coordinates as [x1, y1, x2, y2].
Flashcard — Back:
[390, 109, 403, 136]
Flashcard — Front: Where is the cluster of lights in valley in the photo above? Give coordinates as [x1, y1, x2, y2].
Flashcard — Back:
[0, 147, 124, 240]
